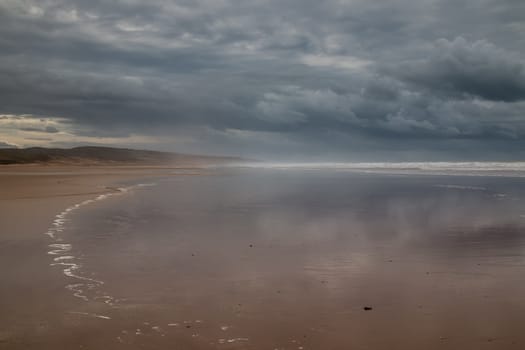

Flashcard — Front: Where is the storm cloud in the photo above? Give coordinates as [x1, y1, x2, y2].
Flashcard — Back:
[1, 0, 524, 160]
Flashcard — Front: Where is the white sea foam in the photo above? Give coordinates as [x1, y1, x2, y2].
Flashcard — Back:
[53, 255, 74, 261]
[69, 311, 111, 320]
[230, 162, 525, 176]
[44, 182, 156, 305]
[434, 184, 487, 191]
[136, 183, 157, 188]
[218, 337, 249, 344]
[48, 243, 72, 255]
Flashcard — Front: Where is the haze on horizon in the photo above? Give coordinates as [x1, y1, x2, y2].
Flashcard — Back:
[1, 0, 525, 161]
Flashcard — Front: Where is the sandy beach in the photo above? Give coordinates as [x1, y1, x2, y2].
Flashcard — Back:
[3, 0, 523, 347]
[4, 167, 525, 349]
[0, 165, 179, 349]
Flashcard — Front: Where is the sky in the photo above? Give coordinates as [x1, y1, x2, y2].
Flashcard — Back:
[1, 0, 525, 161]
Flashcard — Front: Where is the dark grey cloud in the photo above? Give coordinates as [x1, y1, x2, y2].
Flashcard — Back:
[19, 126, 60, 133]
[390, 37, 525, 102]
[0, 0, 524, 160]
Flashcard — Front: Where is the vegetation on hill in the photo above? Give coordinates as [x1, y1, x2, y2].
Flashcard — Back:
[0, 146, 241, 165]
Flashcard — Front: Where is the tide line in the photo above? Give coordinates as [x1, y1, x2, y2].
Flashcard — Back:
[44, 182, 156, 305]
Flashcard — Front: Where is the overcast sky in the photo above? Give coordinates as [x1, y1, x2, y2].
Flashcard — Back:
[1, 0, 525, 161]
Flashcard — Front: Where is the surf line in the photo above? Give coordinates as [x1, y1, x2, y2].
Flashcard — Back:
[68, 311, 112, 320]
[45, 183, 156, 305]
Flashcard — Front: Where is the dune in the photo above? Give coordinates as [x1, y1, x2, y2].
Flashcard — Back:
[0, 146, 243, 166]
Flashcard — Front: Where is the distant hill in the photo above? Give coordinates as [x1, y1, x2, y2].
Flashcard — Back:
[0, 146, 242, 165]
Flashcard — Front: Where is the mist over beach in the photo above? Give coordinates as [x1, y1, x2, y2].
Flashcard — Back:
[2, 0, 525, 349]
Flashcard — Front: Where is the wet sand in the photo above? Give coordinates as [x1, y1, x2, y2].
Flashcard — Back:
[3, 168, 525, 349]
[0, 165, 188, 349]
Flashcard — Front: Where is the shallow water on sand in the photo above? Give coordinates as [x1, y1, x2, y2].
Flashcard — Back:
[41, 170, 525, 349]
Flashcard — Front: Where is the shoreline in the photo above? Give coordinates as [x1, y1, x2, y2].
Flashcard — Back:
[45, 181, 158, 309]
[4, 165, 525, 349]
[0, 165, 196, 348]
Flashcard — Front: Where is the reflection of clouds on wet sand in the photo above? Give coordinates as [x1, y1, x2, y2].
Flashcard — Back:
[42, 171, 525, 349]
[254, 182, 525, 255]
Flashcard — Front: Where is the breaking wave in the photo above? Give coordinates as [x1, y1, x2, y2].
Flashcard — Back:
[230, 162, 525, 176]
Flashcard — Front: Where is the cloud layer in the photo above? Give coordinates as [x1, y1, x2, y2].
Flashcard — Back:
[1, 0, 524, 160]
